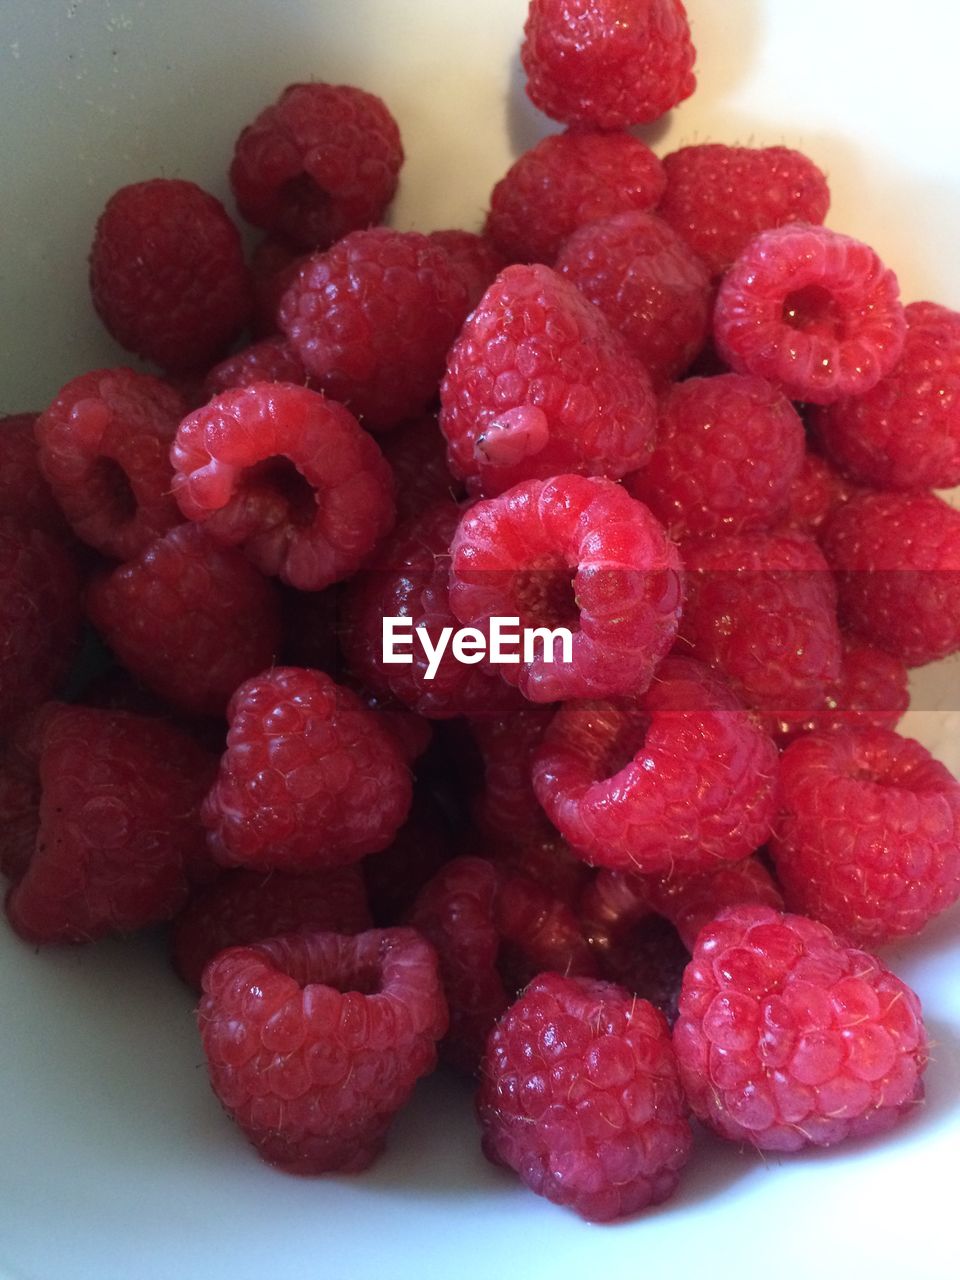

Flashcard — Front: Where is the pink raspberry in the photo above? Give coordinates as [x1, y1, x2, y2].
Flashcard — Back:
[658, 144, 831, 278]
[0, 414, 66, 536]
[626, 375, 806, 539]
[171, 382, 395, 591]
[89, 179, 251, 372]
[439, 265, 658, 495]
[428, 230, 508, 308]
[198, 928, 447, 1173]
[378, 414, 462, 525]
[470, 706, 555, 843]
[449, 475, 684, 701]
[477, 973, 692, 1222]
[250, 235, 306, 336]
[521, 0, 697, 129]
[203, 667, 412, 872]
[279, 229, 470, 431]
[782, 449, 866, 543]
[714, 225, 906, 405]
[532, 656, 780, 871]
[484, 130, 666, 265]
[203, 336, 309, 398]
[361, 796, 451, 925]
[674, 905, 929, 1152]
[556, 211, 711, 382]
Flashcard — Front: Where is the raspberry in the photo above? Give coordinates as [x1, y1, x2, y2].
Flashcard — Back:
[35, 368, 184, 561]
[250, 235, 306, 336]
[362, 795, 451, 925]
[203, 667, 412, 872]
[658, 145, 831, 278]
[449, 475, 683, 701]
[0, 414, 65, 536]
[484, 130, 666, 265]
[488, 832, 592, 907]
[351, 687, 434, 765]
[782, 449, 865, 543]
[625, 375, 806, 539]
[770, 729, 960, 947]
[203, 336, 309, 398]
[229, 83, 403, 251]
[678, 529, 842, 714]
[648, 858, 784, 951]
[280, 229, 470, 431]
[822, 491, 960, 666]
[0, 522, 81, 730]
[3, 704, 213, 944]
[813, 301, 960, 491]
[86, 523, 282, 718]
[89, 179, 251, 372]
[673, 905, 929, 1152]
[532, 656, 780, 871]
[379, 414, 462, 525]
[171, 865, 372, 990]
[439, 265, 658, 495]
[171, 382, 395, 591]
[714, 225, 906, 405]
[428, 230, 508, 308]
[470, 706, 555, 842]
[198, 928, 447, 1173]
[521, 0, 697, 129]
[477, 973, 692, 1222]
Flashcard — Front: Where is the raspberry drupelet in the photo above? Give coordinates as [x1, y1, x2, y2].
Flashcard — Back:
[198, 928, 447, 1174]
[378, 414, 462, 525]
[781, 449, 866, 543]
[673, 905, 929, 1152]
[203, 336, 310, 398]
[448, 475, 684, 701]
[428, 230, 508, 308]
[469, 706, 556, 843]
[171, 382, 395, 591]
[0, 414, 66, 536]
[439, 265, 658, 495]
[714, 225, 906, 405]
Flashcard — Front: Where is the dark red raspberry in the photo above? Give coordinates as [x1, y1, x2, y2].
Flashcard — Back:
[674, 905, 929, 1152]
[0, 414, 65, 536]
[89, 179, 251, 372]
[86, 523, 282, 718]
[770, 729, 960, 947]
[484, 130, 666, 265]
[379, 414, 462, 525]
[203, 667, 412, 872]
[0, 522, 80, 730]
[658, 145, 831, 278]
[782, 449, 866, 543]
[478, 973, 692, 1222]
[440, 265, 658, 495]
[350, 686, 434, 766]
[362, 795, 451, 925]
[488, 832, 592, 907]
[35, 368, 184, 561]
[280, 229, 470, 431]
[626, 375, 805, 539]
[171, 382, 395, 591]
[203, 336, 309, 398]
[250, 235, 306, 336]
[521, 0, 697, 129]
[3, 704, 213, 944]
[679, 529, 842, 714]
[647, 858, 784, 951]
[428, 230, 508, 308]
[229, 83, 403, 252]
[171, 865, 372, 990]
[714, 225, 906, 405]
[470, 706, 555, 842]
[822, 491, 960, 666]
[533, 656, 779, 872]
[198, 928, 447, 1173]
[449, 475, 683, 700]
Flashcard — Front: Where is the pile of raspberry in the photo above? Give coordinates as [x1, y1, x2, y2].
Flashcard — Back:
[2, 0, 958, 1226]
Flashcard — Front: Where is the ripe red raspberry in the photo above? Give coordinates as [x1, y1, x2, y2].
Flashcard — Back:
[673, 905, 929, 1152]
[3, 704, 213, 944]
[449, 475, 684, 701]
[379, 414, 462, 525]
[822, 491, 960, 666]
[470, 706, 555, 842]
[521, 0, 697, 129]
[658, 145, 831, 278]
[250, 235, 306, 336]
[198, 928, 447, 1173]
[362, 796, 451, 925]
[86, 523, 282, 718]
[428, 230, 508, 308]
[171, 865, 371, 990]
[679, 529, 842, 714]
[35, 368, 184, 561]
[409, 856, 597, 1072]
[203, 667, 412, 872]
[648, 858, 784, 951]
[714, 225, 906, 405]
[171, 382, 395, 591]
[89, 179, 251, 372]
[280, 229, 470, 431]
[770, 729, 960, 947]
[626, 375, 806, 539]
[478, 973, 692, 1222]
[229, 83, 403, 252]
[813, 301, 960, 491]
[484, 130, 666, 265]
[556, 212, 711, 383]
[0, 522, 81, 730]
[203, 336, 309, 398]
[533, 656, 780, 871]
[782, 449, 866, 543]
[0, 414, 66, 536]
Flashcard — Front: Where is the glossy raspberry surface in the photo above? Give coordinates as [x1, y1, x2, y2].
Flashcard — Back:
[781, 450, 866, 543]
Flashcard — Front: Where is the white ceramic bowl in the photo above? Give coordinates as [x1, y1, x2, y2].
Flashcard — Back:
[1, 3, 959, 1278]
